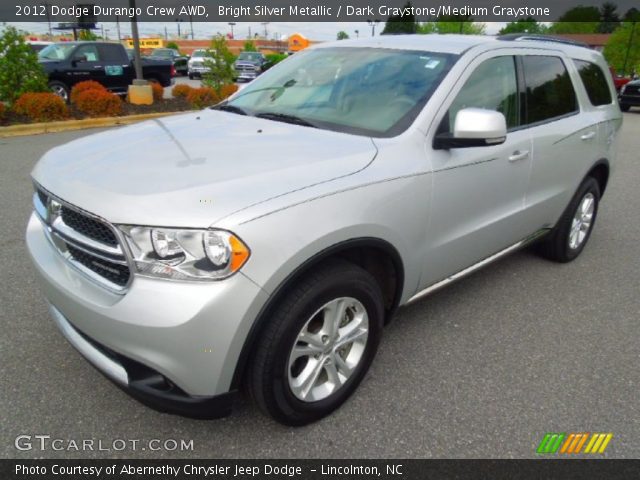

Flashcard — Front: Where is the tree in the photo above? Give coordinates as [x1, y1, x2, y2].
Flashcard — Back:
[419, 16, 486, 35]
[499, 17, 547, 34]
[202, 35, 236, 95]
[548, 6, 600, 34]
[598, 2, 621, 33]
[382, 1, 418, 34]
[604, 21, 640, 75]
[336, 31, 350, 40]
[166, 41, 180, 52]
[623, 7, 640, 22]
[243, 40, 257, 52]
[0, 26, 49, 104]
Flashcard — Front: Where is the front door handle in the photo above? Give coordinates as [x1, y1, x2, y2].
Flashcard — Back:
[508, 150, 530, 163]
[581, 131, 596, 141]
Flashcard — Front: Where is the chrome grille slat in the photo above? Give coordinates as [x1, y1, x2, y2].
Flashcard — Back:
[33, 184, 132, 293]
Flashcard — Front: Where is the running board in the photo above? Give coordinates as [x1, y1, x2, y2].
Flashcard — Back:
[407, 229, 549, 305]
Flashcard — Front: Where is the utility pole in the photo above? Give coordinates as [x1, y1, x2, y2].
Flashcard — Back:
[190, 15, 194, 40]
[228, 22, 236, 39]
[367, 20, 379, 37]
[261, 22, 269, 38]
[44, 2, 52, 36]
[622, 21, 637, 76]
[129, 0, 143, 80]
[176, 19, 182, 38]
[116, 16, 121, 41]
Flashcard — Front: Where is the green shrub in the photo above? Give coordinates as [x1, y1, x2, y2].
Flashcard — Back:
[0, 26, 49, 104]
[266, 53, 288, 65]
[202, 35, 236, 95]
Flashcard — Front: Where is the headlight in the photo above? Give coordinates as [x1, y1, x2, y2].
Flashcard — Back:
[620, 85, 626, 94]
[119, 226, 250, 281]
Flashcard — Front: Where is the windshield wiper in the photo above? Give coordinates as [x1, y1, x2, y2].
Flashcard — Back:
[255, 112, 317, 128]
[212, 104, 248, 116]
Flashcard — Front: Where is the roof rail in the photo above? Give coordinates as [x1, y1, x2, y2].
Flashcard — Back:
[497, 34, 590, 48]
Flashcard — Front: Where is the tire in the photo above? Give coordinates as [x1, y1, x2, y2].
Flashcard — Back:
[48, 81, 70, 103]
[188, 73, 194, 80]
[536, 177, 600, 263]
[620, 103, 630, 112]
[247, 259, 384, 425]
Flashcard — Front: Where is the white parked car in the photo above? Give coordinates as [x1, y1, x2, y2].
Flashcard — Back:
[188, 49, 213, 79]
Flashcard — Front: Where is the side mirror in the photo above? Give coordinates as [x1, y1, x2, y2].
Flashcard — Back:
[434, 108, 507, 149]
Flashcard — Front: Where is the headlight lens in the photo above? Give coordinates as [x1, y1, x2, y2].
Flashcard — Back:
[119, 226, 250, 281]
[620, 85, 626, 94]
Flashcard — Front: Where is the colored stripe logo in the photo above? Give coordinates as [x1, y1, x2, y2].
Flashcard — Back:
[537, 433, 613, 454]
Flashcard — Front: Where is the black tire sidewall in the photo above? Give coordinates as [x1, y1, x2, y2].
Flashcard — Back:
[557, 178, 600, 261]
[265, 266, 383, 424]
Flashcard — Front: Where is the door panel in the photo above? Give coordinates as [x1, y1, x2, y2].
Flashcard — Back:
[420, 55, 532, 289]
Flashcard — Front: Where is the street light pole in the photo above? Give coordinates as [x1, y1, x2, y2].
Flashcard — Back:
[129, 0, 143, 80]
[367, 20, 379, 37]
[228, 22, 236, 39]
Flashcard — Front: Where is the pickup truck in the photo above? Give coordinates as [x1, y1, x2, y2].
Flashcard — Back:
[147, 48, 189, 76]
[38, 42, 175, 102]
[234, 51, 271, 81]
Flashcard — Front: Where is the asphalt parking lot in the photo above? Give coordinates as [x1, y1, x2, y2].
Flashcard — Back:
[1, 112, 639, 459]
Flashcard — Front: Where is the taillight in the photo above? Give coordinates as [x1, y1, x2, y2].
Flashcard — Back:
[171, 65, 176, 77]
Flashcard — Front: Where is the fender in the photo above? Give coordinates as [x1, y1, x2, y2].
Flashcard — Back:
[229, 237, 405, 390]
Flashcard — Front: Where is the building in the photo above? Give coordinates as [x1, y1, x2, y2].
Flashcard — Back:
[554, 34, 611, 52]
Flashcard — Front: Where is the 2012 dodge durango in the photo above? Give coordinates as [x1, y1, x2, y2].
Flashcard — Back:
[26, 35, 622, 425]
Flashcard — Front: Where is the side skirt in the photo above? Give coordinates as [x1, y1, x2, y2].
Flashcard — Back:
[407, 228, 550, 305]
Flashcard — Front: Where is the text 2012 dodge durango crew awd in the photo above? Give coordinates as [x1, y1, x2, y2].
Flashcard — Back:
[27, 35, 622, 425]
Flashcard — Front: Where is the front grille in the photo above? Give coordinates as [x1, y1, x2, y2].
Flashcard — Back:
[61, 206, 118, 247]
[235, 64, 255, 72]
[34, 184, 131, 292]
[66, 244, 130, 287]
[625, 85, 639, 94]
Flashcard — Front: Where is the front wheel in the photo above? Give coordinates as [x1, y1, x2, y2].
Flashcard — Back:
[620, 103, 631, 112]
[247, 260, 384, 425]
[48, 81, 70, 103]
[536, 177, 600, 262]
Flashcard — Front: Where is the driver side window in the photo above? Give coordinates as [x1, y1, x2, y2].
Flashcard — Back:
[75, 45, 100, 62]
[445, 56, 519, 132]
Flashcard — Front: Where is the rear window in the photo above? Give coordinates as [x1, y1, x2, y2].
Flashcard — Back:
[522, 56, 578, 125]
[574, 59, 612, 106]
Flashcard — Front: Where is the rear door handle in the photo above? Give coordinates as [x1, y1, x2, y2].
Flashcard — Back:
[508, 150, 530, 162]
[581, 131, 596, 141]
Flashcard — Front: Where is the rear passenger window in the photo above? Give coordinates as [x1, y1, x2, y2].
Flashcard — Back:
[522, 56, 578, 124]
[99, 44, 125, 63]
[574, 60, 612, 106]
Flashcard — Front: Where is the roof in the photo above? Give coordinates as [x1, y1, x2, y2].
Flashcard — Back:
[313, 34, 494, 54]
[312, 34, 600, 57]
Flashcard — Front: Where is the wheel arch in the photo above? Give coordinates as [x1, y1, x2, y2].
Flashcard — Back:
[230, 237, 405, 390]
[585, 158, 610, 196]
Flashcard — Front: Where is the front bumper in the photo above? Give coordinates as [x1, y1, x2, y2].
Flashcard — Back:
[26, 213, 269, 417]
[619, 93, 640, 106]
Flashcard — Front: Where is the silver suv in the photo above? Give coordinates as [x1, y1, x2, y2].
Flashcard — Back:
[27, 35, 622, 425]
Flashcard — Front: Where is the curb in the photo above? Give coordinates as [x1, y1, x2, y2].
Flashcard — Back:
[0, 111, 190, 138]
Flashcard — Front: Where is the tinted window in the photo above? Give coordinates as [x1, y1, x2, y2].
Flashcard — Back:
[446, 56, 519, 131]
[99, 44, 125, 62]
[75, 45, 101, 62]
[574, 59, 612, 106]
[522, 56, 578, 124]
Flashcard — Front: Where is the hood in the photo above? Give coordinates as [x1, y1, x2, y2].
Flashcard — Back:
[32, 110, 377, 228]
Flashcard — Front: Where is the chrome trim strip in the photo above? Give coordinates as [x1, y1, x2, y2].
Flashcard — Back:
[52, 216, 123, 256]
[408, 229, 549, 304]
[50, 230, 128, 265]
[49, 304, 129, 387]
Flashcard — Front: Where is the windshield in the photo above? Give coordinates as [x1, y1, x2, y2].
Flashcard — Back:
[192, 49, 209, 58]
[152, 49, 173, 57]
[38, 44, 76, 60]
[238, 52, 263, 62]
[226, 47, 457, 137]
